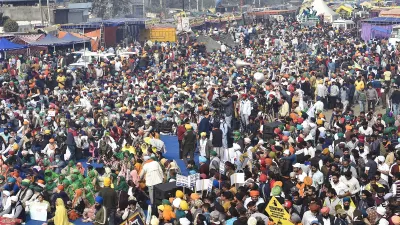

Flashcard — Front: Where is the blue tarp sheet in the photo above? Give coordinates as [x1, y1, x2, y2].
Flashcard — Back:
[60, 33, 90, 43]
[0, 38, 27, 51]
[371, 26, 391, 34]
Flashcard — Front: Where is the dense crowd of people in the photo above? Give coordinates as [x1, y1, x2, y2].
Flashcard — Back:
[0, 14, 399, 225]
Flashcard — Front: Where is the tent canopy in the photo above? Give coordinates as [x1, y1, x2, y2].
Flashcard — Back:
[312, 0, 339, 17]
[60, 33, 90, 43]
[29, 34, 72, 46]
[0, 38, 27, 51]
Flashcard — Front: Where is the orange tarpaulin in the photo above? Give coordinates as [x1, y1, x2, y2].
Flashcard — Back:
[59, 30, 99, 51]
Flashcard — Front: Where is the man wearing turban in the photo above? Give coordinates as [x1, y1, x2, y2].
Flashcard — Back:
[15, 179, 33, 206]
[182, 124, 196, 164]
[244, 190, 265, 209]
[317, 207, 335, 225]
[94, 196, 107, 225]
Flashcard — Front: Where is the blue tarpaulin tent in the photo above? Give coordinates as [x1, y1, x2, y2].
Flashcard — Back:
[60, 33, 90, 43]
[29, 34, 72, 46]
[371, 27, 391, 34]
[0, 38, 27, 51]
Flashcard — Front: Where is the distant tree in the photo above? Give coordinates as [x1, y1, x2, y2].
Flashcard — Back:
[3, 19, 19, 32]
[0, 13, 10, 26]
[91, 0, 108, 18]
[92, 0, 133, 18]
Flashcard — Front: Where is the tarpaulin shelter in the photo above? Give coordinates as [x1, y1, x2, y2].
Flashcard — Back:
[0, 38, 28, 59]
[60, 32, 91, 50]
[0, 38, 27, 51]
[60, 33, 90, 43]
[29, 34, 72, 47]
[361, 17, 400, 41]
[10, 34, 46, 56]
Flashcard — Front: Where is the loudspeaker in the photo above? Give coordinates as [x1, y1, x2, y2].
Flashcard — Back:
[153, 182, 182, 206]
[262, 121, 283, 140]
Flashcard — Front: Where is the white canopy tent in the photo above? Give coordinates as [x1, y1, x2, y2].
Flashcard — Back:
[311, 0, 339, 22]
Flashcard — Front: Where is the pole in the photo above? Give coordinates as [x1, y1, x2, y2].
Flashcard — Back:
[182, 0, 184, 11]
[201, 0, 203, 11]
[39, 0, 44, 26]
[47, 0, 51, 25]
[142, 0, 145, 18]
[83, 27, 86, 51]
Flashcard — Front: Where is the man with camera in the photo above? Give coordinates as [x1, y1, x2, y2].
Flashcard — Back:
[219, 91, 234, 129]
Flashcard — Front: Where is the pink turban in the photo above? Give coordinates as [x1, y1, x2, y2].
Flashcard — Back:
[321, 207, 330, 214]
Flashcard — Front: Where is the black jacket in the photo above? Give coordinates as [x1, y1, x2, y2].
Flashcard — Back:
[99, 187, 118, 209]
[182, 130, 196, 151]
[211, 129, 223, 147]
[391, 90, 400, 104]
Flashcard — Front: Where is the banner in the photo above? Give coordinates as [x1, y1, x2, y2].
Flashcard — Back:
[29, 202, 48, 221]
[189, 173, 200, 187]
[176, 174, 190, 188]
[176, 173, 200, 188]
[196, 179, 210, 191]
[177, 17, 191, 33]
[207, 178, 214, 193]
[219, 161, 225, 174]
[265, 197, 294, 225]
[230, 173, 245, 185]
[120, 212, 145, 225]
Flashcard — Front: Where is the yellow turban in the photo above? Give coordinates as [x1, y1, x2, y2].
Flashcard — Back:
[104, 177, 111, 187]
[185, 124, 192, 130]
[180, 200, 189, 211]
[175, 190, 184, 198]
[200, 132, 206, 137]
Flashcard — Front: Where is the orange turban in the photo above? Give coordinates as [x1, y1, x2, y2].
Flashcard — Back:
[289, 146, 295, 154]
[190, 193, 200, 200]
[37, 180, 45, 184]
[250, 190, 260, 197]
[265, 158, 273, 166]
[304, 176, 313, 186]
[162, 209, 176, 221]
[274, 181, 283, 187]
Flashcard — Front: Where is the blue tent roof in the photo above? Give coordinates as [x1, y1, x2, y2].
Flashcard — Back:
[0, 38, 27, 51]
[60, 33, 90, 43]
[29, 34, 72, 46]
[362, 17, 400, 24]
